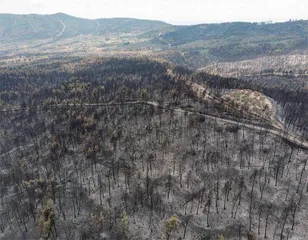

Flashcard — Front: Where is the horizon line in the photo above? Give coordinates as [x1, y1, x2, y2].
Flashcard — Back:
[0, 12, 307, 26]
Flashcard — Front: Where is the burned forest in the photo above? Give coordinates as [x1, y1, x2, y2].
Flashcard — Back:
[0, 58, 308, 240]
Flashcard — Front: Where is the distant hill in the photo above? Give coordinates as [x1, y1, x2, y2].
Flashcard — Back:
[160, 21, 308, 45]
[0, 13, 169, 42]
[1, 13, 308, 68]
[156, 21, 308, 62]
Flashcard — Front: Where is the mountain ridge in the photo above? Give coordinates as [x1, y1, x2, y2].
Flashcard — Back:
[0, 13, 170, 42]
[1, 13, 308, 43]
[1, 13, 308, 70]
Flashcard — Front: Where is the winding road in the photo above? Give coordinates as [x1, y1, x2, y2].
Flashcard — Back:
[53, 100, 308, 150]
[55, 20, 66, 39]
[1, 74, 307, 152]
[1, 99, 308, 162]
[95, 21, 100, 35]
[158, 33, 172, 47]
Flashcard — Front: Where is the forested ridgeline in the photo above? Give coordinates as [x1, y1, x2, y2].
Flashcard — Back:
[0, 58, 177, 106]
[0, 58, 265, 124]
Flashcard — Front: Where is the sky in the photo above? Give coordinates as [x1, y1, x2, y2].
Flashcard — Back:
[0, 0, 307, 25]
